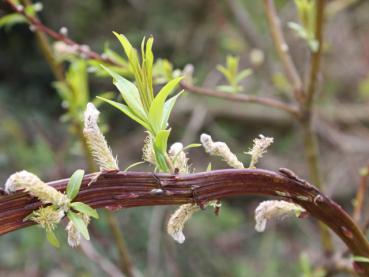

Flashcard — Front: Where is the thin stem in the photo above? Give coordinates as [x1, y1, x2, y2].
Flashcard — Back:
[4, 0, 119, 66]
[353, 165, 369, 224]
[301, 118, 334, 255]
[20, 0, 64, 82]
[263, 0, 303, 102]
[105, 212, 134, 277]
[1, 169, 369, 275]
[180, 81, 300, 117]
[305, 0, 325, 109]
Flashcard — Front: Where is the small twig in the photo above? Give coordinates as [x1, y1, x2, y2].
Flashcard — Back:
[263, 0, 303, 102]
[3, 0, 119, 66]
[353, 164, 369, 224]
[180, 81, 300, 117]
[105, 212, 135, 277]
[305, 0, 326, 109]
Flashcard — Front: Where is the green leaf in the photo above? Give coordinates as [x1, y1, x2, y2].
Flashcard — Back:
[154, 129, 170, 153]
[288, 22, 309, 39]
[206, 162, 212, 172]
[71, 202, 99, 219]
[153, 146, 169, 172]
[145, 36, 154, 101]
[216, 65, 233, 84]
[97, 97, 152, 132]
[0, 14, 26, 30]
[124, 161, 145, 172]
[101, 65, 147, 120]
[161, 91, 183, 129]
[148, 77, 183, 133]
[113, 32, 134, 58]
[235, 68, 253, 83]
[66, 169, 85, 201]
[67, 211, 90, 240]
[153, 129, 171, 172]
[352, 256, 369, 263]
[183, 143, 202, 151]
[46, 229, 60, 248]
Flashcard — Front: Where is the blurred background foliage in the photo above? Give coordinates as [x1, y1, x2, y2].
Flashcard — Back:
[0, 0, 369, 276]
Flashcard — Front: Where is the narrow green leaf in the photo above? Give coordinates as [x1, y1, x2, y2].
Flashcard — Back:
[101, 65, 147, 120]
[0, 14, 26, 30]
[67, 211, 90, 240]
[145, 36, 154, 101]
[148, 77, 183, 133]
[154, 129, 171, 153]
[216, 65, 233, 84]
[66, 169, 85, 201]
[352, 256, 369, 263]
[71, 202, 99, 219]
[97, 97, 152, 132]
[46, 229, 60, 248]
[183, 143, 202, 151]
[235, 68, 253, 83]
[124, 161, 145, 172]
[206, 162, 212, 172]
[153, 145, 169, 172]
[161, 91, 183, 129]
[113, 32, 134, 58]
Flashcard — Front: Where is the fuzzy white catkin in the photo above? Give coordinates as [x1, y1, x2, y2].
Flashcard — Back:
[200, 134, 244, 169]
[168, 142, 189, 174]
[254, 200, 305, 232]
[167, 204, 200, 243]
[83, 103, 119, 171]
[142, 134, 155, 165]
[5, 170, 70, 210]
[246, 134, 274, 168]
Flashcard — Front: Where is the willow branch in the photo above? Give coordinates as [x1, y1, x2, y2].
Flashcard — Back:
[180, 81, 300, 117]
[0, 169, 369, 275]
[263, 0, 303, 102]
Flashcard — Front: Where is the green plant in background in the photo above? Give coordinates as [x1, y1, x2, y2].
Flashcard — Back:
[98, 33, 183, 173]
[288, 0, 319, 52]
[216, 55, 252, 93]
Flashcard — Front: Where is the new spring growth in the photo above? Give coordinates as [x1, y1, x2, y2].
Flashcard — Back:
[200, 134, 244, 169]
[5, 170, 70, 211]
[66, 213, 90, 247]
[167, 204, 200, 244]
[254, 200, 305, 232]
[83, 103, 119, 172]
[31, 206, 64, 232]
[246, 134, 274, 168]
[142, 134, 155, 165]
[169, 142, 189, 174]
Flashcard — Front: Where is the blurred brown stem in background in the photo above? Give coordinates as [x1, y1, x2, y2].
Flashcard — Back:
[353, 164, 369, 224]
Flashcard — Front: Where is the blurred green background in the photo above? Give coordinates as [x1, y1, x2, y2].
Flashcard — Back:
[1, 0, 369, 276]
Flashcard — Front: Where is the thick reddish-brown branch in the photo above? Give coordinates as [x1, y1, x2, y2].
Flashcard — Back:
[0, 168, 368, 274]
